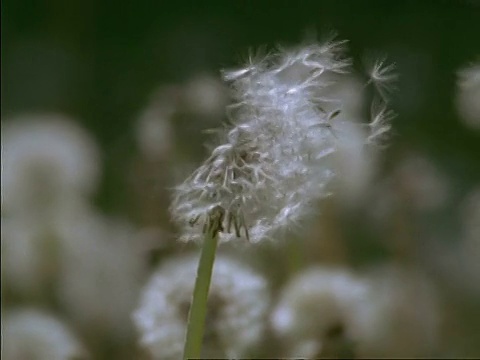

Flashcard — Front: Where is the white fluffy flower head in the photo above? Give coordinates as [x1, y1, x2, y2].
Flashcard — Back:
[170, 37, 393, 243]
[132, 253, 270, 359]
[1, 114, 100, 214]
[3, 308, 88, 360]
[270, 266, 369, 358]
[455, 61, 480, 130]
[57, 209, 147, 340]
[270, 265, 441, 358]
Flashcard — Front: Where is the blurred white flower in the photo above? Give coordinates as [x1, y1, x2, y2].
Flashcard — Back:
[171, 38, 394, 243]
[321, 75, 380, 207]
[354, 265, 441, 358]
[455, 61, 480, 130]
[395, 153, 450, 212]
[1, 196, 102, 300]
[3, 308, 88, 360]
[430, 187, 480, 298]
[56, 209, 147, 340]
[456, 186, 480, 295]
[135, 75, 227, 161]
[2, 197, 148, 336]
[136, 87, 177, 160]
[270, 264, 441, 358]
[270, 266, 369, 358]
[1, 215, 55, 297]
[460, 186, 480, 250]
[368, 153, 450, 232]
[133, 253, 270, 359]
[1, 114, 100, 215]
[182, 74, 228, 117]
[333, 120, 379, 208]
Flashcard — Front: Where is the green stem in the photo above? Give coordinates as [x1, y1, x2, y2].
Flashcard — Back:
[183, 228, 219, 359]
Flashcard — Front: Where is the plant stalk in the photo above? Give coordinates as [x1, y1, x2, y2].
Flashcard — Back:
[183, 226, 219, 359]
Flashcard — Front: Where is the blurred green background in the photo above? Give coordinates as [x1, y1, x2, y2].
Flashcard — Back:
[2, 1, 480, 358]
[3, 1, 479, 204]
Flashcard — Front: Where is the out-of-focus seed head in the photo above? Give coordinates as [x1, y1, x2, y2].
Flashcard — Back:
[270, 265, 441, 359]
[353, 265, 442, 358]
[3, 308, 88, 360]
[1, 114, 100, 215]
[132, 253, 270, 359]
[56, 209, 147, 340]
[455, 61, 480, 130]
[270, 266, 369, 358]
[182, 74, 228, 117]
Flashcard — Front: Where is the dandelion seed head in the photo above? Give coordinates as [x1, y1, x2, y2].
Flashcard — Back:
[3, 308, 88, 360]
[271, 265, 441, 358]
[1, 114, 100, 214]
[396, 154, 450, 212]
[1, 215, 51, 296]
[136, 94, 175, 160]
[57, 210, 147, 340]
[425, 186, 480, 300]
[354, 265, 441, 358]
[455, 61, 480, 130]
[182, 75, 228, 117]
[270, 267, 369, 358]
[171, 39, 394, 243]
[132, 254, 270, 359]
[332, 119, 378, 207]
[460, 186, 480, 249]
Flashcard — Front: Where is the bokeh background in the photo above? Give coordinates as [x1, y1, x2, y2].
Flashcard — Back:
[2, 1, 480, 359]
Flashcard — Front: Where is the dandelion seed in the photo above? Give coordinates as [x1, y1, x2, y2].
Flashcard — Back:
[366, 100, 395, 146]
[365, 56, 398, 102]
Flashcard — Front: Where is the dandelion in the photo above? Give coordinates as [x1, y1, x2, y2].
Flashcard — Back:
[132, 254, 270, 359]
[170, 37, 395, 358]
[395, 153, 450, 212]
[171, 38, 393, 244]
[3, 308, 88, 360]
[1, 215, 55, 298]
[270, 266, 369, 358]
[56, 209, 147, 340]
[270, 265, 441, 358]
[460, 186, 480, 248]
[136, 96, 175, 160]
[317, 74, 379, 207]
[354, 265, 441, 358]
[455, 61, 480, 130]
[182, 74, 228, 117]
[1, 114, 100, 216]
[431, 187, 480, 298]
